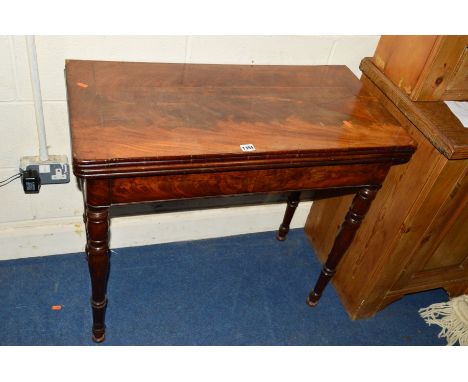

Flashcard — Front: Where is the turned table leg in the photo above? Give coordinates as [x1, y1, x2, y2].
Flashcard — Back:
[85, 204, 110, 342]
[276, 191, 301, 241]
[307, 186, 380, 307]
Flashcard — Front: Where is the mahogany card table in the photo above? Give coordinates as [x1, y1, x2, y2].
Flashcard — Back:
[65, 60, 415, 342]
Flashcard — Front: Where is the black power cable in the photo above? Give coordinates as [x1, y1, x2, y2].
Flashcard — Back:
[0, 172, 22, 187]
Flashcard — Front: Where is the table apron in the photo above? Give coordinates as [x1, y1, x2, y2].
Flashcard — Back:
[105, 163, 390, 205]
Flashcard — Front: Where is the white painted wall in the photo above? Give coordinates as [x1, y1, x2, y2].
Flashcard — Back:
[0, 35, 380, 260]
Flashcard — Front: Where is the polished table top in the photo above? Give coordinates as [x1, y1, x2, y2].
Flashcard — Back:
[66, 60, 414, 178]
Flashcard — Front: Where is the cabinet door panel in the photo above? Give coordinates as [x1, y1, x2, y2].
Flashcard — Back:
[390, 162, 468, 292]
[444, 46, 468, 100]
[422, 169, 468, 270]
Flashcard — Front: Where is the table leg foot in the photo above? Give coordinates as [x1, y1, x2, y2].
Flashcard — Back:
[92, 333, 106, 343]
[90, 297, 107, 343]
[276, 191, 300, 241]
[276, 230, 288, 241]
[306, 292, 320, 307]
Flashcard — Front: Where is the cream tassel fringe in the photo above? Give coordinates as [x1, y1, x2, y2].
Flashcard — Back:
[419, 294, 468, 346]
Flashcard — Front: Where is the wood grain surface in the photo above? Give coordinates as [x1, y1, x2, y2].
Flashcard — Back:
[413, 36, 468, 101]
[373, 35, 439, 96]
[66, 60, 414, 177]
[110, 163, 390, 205]
[373, 35, 468, 101]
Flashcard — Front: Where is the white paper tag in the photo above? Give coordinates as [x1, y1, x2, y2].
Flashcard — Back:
[240, 144, 256, 152]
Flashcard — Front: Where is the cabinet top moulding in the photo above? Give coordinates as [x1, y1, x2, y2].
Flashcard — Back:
[360, 58, 468, 160]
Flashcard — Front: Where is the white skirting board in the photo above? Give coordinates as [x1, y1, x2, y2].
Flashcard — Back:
[0, 202, 313, 261]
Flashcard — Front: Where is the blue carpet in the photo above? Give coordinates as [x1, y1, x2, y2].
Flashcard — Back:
[0, 229, 445, 345]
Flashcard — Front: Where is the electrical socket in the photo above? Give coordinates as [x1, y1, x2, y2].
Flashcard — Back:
[20, 155, 70, 185]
